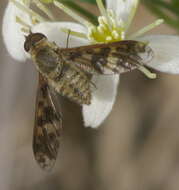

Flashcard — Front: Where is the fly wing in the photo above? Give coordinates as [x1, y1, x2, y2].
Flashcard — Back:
[60, 40, 153, 74]
[33, 74, 62, 171]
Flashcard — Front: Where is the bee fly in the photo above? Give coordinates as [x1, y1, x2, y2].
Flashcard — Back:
[24, 32, 153, 170]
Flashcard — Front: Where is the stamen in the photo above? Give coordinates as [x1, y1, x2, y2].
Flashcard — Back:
[33, 0, 55, 20]
[106, 36, 112, 42]
[97, 25, 105, 33]
[98, 17, 110, 33]
[111, 18, 117, 29]
[31, 17, 40, 25]
[61, 28, 87, 39]
[16, 16, 31, 33]
[96, 0, 106, 17]
[108, 9, 120, 28]
[16, 16, 31, 29]
[112, 30, 119, 39]
[11, 0, 46, 22]
[107, 9, 114, 18]
[88, 26, 96, 37]
[138, 66, 156, 79]
[98, 16, 108, 26]
[22, 0, 30, 6]
[21, 27, 30, 33]
[121, 31, 125, 39]
[53, 1, 93, 27]
[96, 0, 112, 29]
[128, 19, 164, 39]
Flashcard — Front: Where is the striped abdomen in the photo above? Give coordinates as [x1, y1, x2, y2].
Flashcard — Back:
[49, 64, 91, 105]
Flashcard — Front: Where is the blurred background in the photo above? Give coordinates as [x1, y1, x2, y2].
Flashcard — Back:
[0, 0, 179, 189]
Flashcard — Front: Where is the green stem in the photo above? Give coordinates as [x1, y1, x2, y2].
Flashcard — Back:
[57, 0, 98, 25]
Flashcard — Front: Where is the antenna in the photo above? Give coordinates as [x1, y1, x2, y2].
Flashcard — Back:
[66, 29, 71, 48]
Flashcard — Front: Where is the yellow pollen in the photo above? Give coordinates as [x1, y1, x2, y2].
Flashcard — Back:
[106, 36, 112, 42]
[97, 25, 105, 33]
[98, 16, 108, 26]
[112, 30, 119, 39]
[88, 9, 125, 43]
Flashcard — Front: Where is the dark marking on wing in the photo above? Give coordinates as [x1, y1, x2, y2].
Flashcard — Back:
[59, 40, 153, 75]
[91, 47, 111, 74]
[33, 74, 62, 171]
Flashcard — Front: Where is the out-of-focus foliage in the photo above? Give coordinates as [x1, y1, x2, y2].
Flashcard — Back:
[40, 0, 53, 3]
[172, 0, 179, 6]
[79, 0, 105, 5]
[142, 0, 179, 31]
[79, 0, 96, 3]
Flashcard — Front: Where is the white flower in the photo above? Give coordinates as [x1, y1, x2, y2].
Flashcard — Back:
[2, 0, 179, 128]
[2, 0, 31, 61]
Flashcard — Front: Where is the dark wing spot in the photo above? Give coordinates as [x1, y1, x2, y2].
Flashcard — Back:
[91, 48, 111, 73]
[68, 52, 82, 61]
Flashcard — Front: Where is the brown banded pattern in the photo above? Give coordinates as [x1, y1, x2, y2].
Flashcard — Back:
[33, 74, 62, 170]
[60, 40, 153, 75]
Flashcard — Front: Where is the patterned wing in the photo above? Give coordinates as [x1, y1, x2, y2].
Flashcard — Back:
[33, 74, 62, 171]
[60, 40, 153, 74]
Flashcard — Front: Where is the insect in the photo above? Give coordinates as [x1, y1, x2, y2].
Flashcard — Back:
[24, 32, 153, 170]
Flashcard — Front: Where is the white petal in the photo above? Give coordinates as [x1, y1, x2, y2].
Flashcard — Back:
[106, 0, 138, 23]
[32, 22, 89, 47]
[2, 2, 31, 62]
[139, 35, 179, 74]
[83, 75, 120, 128]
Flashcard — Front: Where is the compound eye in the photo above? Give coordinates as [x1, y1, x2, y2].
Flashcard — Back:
[24, 33, 47, 52]
[24, 39, 31, 52]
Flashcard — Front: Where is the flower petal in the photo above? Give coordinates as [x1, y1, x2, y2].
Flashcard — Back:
[82, 75, 119, 128]
[2, 2, 31, 62]
[140, 35, 179, 74]
[106, 0, 138, 23]
[32, 22, 89, 47]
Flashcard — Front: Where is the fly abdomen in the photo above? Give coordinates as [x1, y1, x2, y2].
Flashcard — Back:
[49, 64, 91, 105]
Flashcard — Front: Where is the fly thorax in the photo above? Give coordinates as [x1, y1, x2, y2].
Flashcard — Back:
[35, 45, 60, 75]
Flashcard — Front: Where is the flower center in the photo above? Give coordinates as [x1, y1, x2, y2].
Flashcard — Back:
[88, 9, 125, 43]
